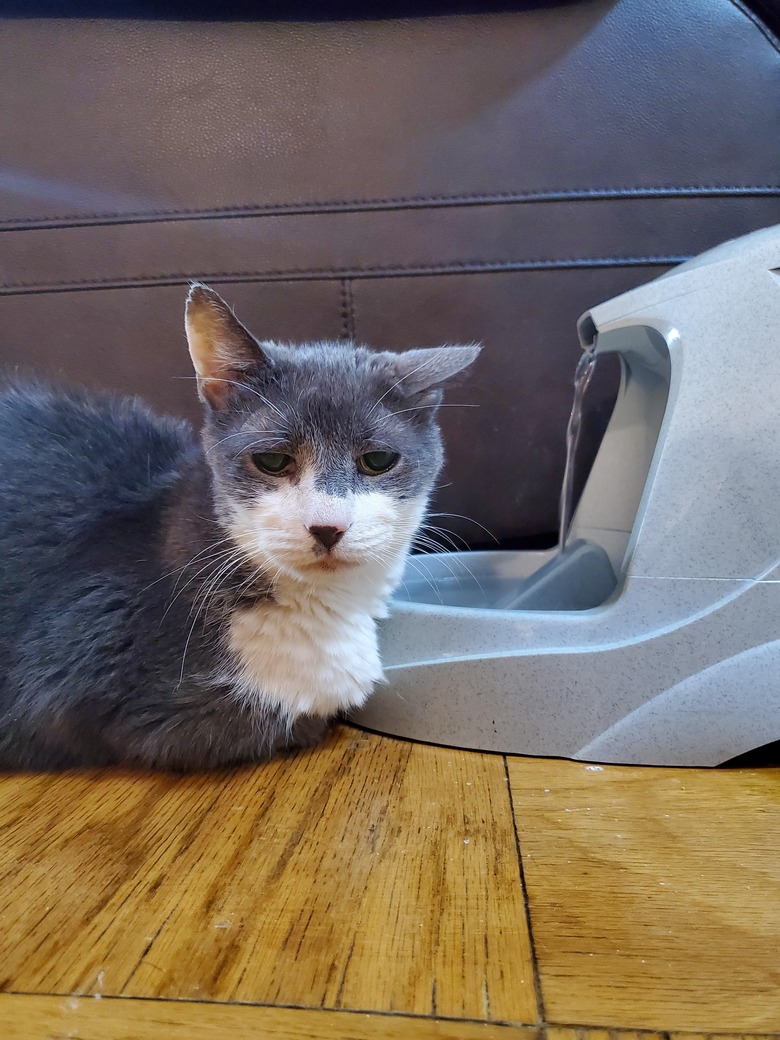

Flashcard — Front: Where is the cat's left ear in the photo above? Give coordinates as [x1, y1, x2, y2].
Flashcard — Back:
[185, 283, 271, 409]
[392, 345, 482, 395]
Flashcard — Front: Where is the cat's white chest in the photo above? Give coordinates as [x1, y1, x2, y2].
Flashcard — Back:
[226, 582, 385, 718]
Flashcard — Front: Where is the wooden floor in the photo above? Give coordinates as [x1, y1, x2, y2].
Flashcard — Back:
[1, 724, 778, 1039]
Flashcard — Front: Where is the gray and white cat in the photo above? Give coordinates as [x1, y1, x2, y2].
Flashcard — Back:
[0, 285, 479, 770]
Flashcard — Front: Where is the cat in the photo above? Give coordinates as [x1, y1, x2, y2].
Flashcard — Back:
[0, 284, 479, 771]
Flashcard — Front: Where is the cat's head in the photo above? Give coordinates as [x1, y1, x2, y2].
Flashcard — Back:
[185, 284, 479, 589]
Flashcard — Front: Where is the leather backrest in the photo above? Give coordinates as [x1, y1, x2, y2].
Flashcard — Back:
[2, 0, 779, 545]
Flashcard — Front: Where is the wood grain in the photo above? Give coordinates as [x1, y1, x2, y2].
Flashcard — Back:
[0, 726, 535, 1023]
[0, 994, 539, 1040]
[507, 757, 780, 1032]
[547, 1032, 778, 1040]
[548, 1031, 777, 1040]
[671, 1035, 780, 1040]
[547, 1030, 665, 1040]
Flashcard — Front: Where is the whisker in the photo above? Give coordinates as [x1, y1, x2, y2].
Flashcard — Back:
[403, 555, 444, 605]
[177, 548, 250, 685]
[419, 524, 471, 551]
[219, 379, 288, 422]
[190, 550, 246, 618]
[427, 512, 500, 544]
[205, 429, 288, 456]
[412, 533, 486, 599]
[178, 375, 289, 424]
[387, 403, 479, 417]
[142, 537, 231, 596]
[162, 545, 240, 622]
[418, 553, 468, 593]
[231, 559, 270, 603]
[413, 533, 460, 559]
[366, 359, 437, 420]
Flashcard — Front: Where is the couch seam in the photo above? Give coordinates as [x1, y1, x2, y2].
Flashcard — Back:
[348, 278, 357, 343]
[339, 278, 352, 340]
[0, 255, 686, 295]
[0, 185, 778, 233]
[728, 0, 780, 55]
[345, 279, 355, 341]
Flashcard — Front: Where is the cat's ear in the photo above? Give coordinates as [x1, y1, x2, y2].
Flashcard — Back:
[185, 283, 271, 409]
[391, 345, 482, 395]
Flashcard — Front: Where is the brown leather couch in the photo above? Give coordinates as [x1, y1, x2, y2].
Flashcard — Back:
[1, 0, 779, 548]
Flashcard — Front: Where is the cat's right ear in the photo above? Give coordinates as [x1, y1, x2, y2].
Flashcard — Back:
[185, 283, 271, 409]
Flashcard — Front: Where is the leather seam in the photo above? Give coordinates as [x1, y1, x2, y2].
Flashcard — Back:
[1, 185, 778, 232]
[349, 278, 358, 343]
[339, 278, 354, 341]
[727, 0, 780, 55]
[339, 277, 348, 339]
[0, 255, 686, 295]
[345, 279, 355, 341]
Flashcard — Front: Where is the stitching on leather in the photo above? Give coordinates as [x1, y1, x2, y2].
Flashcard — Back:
[0, 256, 687, 294]
[345, 279, 355, 341]
[728, 0, 780, 55]
[1, 185, 778, 232]
[347, 278, 357, 343]
[339, 278, 351, 340]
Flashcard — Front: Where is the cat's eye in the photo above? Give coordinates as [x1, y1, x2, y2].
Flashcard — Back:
[357, 451, 399, 476]
[251, 451, 294, 475]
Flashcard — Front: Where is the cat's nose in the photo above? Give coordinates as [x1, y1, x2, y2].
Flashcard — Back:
[308, 525, 345, 551]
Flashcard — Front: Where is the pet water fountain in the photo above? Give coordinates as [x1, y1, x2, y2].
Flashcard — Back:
[353, 224, 780, 766]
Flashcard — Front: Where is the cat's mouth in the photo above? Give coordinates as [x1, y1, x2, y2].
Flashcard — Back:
[303, 553, 360, 573]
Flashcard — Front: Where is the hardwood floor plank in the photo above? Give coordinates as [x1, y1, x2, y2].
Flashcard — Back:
[508, 757, 780, 1032]
[0, 768, 238, 994]
[125, 729, 535, 1020]
[545, 1032, 780, 1040]
[0, 727, 535, 1023]
[548, 1032, 780, 1040]
[329, 739, 532, 1020]
[671, 1035, 780, 1040]
[547, 1030, 666, 1040]
[0, 993, 540, 1040]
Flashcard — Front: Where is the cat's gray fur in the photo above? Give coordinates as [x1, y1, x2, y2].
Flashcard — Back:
[0, 286, 478, 771]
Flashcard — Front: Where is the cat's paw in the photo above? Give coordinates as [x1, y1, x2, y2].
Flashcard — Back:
[283, 714, 333, 754]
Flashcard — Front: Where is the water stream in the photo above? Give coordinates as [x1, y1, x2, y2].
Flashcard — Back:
[558, 346, 597, 551]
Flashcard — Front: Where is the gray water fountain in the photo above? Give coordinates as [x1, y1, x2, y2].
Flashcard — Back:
[353, 224, 780, 766]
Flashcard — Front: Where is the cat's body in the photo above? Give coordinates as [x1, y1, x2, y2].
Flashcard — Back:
[0, 286, 478, 770]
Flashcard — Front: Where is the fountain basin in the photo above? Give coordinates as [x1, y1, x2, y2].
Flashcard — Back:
[393, 540, 617, 612]
[352, 224, 780, 766]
